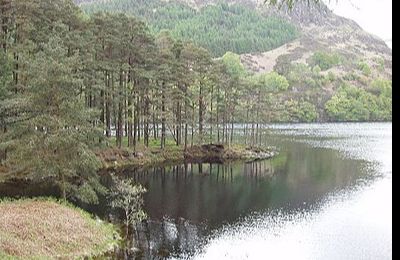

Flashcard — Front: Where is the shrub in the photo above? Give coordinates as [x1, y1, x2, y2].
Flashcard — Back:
[309, 51, 342, 71]
[325, 84, 391, 121]
[109, 174, 147, 237]
[283, 99, 318, 122]
[358, 61, 371, 76]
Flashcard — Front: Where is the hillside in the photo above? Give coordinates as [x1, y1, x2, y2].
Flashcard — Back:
[76, 0, 298, 56]
[242, 1, 391, 75]
[74, 0, 392, 122]
[240, 1, 392, 121]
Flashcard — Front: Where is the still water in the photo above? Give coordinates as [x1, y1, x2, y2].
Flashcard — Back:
[0, 123, 392, 259]
[119, 122, 392, 259]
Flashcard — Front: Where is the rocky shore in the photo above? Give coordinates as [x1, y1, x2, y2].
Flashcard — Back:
[96, 144, 278, 170]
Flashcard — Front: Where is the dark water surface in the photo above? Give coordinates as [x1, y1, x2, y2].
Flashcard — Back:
[0, 123, 392, 259]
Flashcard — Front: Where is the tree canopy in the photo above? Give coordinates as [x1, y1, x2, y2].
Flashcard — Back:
[80, 1, 298, 56]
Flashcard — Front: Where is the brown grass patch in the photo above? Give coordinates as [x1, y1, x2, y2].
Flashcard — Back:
[0, 199, 118, 259]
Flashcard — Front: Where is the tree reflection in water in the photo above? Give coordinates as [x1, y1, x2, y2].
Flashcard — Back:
[0, 140, 367, 259]
[112, 160, 278, 258]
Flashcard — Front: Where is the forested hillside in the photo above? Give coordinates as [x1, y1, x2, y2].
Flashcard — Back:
[78, 0, 298, 56]
[75, 0, 392, 123]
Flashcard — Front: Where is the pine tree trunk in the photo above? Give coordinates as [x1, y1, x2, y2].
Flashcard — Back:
[128, 88, 133, 147]
[245, 104, 249, 146]
[198, 83, 204, 145]
[144, 94, 150, 147]
[61, 172, 66, 202]
[184, 86, 188, 151]
[256, 107, 259, 149]
[137, 94, 141, 143]
[161, 82, 166, 149]
[191, 105, 195, 147]
[176, 101, 180, 146]
[105, 72, 111, 138]
[153, 107, 157, 141]
[125, 211, 130, 239]
[210, 85, 213, 144]
[230, 113, 234, 147]
[117, 71, 124, 148]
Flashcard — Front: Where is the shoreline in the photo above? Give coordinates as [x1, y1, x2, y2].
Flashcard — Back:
[96, 144, 279, 172]
[0, 144, 278, 197]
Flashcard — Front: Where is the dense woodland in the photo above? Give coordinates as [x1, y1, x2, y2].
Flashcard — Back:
[79, 0, 298, 56]
[0, 0, 290, 203]
[0, 0, 392, 203]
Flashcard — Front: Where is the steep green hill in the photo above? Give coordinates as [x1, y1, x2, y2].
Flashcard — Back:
[78, 0, 298, 57]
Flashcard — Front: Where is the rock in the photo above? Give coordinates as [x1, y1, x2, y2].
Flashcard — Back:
[106, 155, 117, 162]
[134, 152, 144, 158]
[121, 150, 130, 157]
[201, 144, 225, 153]
[129, 247, 142, 254]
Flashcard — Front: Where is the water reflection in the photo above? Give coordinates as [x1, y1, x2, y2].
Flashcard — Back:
[123, 160, 277, 230]
[0, 123, 382, 260]
[193, 123, 391, 259]
[131, 217, 207, 259]
[110, 141, 367, 258]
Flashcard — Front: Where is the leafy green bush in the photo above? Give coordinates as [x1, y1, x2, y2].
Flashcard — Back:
[286, 63, 312, 84]
[309, 51, 342, 71]
[325, 84, 391, 121]
[358, 61, 371, 76]
[255, 71, 289, 92]
[343, 72, 360, 81]
[280, 99, 318, 123]
[312, 65, 322, 75]
[368, 78, 392, 97]
[327, 71, 336, 82]
[373, 56, 385, 72]
[291, 100, 318, 122]
[284, 63, 328, 88]
[109, 174, 147, 237]
[222, 52, 247, 78]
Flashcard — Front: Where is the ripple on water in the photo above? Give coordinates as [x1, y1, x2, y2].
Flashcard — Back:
[190, 123, 392, 260]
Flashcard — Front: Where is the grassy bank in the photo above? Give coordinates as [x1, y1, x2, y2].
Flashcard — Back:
[0, 198, 120, 259]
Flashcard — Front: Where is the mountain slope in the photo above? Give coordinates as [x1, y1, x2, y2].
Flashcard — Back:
[73, 0, 392, 122]
[237, 1, 392, 121]
[243, 1, 391, 75]
[76, 0, 299, 56]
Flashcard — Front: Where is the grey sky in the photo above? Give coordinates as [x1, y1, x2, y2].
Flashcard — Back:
[325, 0, 392, 48]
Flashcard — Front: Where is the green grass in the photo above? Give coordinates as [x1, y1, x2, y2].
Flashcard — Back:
[0, 197, 120, 259]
